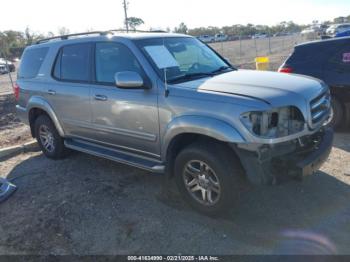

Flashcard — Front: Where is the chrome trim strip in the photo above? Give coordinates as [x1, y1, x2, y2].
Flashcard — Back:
[311, 95, 327, 111]
[66, 134, 161, 159]
[62, 118, 157, 142]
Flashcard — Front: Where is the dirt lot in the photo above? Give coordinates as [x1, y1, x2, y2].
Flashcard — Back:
[0, 133, 349, 255]
[0, 94, 32, 148]
[1, 35, 349, 255]
[0, 65, 17, 95]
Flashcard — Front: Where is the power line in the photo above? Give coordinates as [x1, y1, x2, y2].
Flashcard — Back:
[123, 0, 129, 33]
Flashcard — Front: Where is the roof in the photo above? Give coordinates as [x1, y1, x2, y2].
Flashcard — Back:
[296, 36, 350, 48]
[34, 30, 190, 46]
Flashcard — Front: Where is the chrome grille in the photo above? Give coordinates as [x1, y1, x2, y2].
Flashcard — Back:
[310, 91, 331, 127]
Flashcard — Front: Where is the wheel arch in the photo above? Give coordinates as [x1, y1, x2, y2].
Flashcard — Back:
[27, 96, 65, 137]
[161, 115, 246, 177]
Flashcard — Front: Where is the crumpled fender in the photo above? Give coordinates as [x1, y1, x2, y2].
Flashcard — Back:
[161, 115, 245, 160]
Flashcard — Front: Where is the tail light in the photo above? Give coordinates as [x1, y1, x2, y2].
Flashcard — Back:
[13, 83, 20, 100]
[278, 66, 293, 73]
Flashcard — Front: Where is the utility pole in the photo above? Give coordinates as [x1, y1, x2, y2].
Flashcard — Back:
[123, 0, 129, 32]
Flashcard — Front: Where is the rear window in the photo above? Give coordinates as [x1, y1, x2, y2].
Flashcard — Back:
[18, 47, 49, 79]
[287, 43, 330, 65]
[53, 43, 92, 82]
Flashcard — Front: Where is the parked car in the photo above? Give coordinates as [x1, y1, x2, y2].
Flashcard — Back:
[16, 31, 333, 215]
[214, 34, 228, 42]
[252, 33, 268, 39]
[326, 23, 350, 37]
[301, 27, 319, 40]
[0, 64, 8, 74]
[198, 35, 214, 43]
[279, 36, 350, 129]
[273, 32, 289, 37]
[335, 29, 350, 38]
[0, 58, 15, 72]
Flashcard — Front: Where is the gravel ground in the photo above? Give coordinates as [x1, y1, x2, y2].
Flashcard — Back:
[0, 94, 32, 148]
[0, 132, 349, 255]
[0, 44, 349, 255]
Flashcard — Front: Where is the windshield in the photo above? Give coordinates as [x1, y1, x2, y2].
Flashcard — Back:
[135, 37, 233, 83]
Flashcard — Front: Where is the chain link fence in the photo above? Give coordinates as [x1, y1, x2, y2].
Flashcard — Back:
[210, 33, 319, 71]
[0, 68, 16, 95]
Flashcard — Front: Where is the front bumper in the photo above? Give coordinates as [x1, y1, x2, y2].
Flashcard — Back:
[235, 126, 334, 185]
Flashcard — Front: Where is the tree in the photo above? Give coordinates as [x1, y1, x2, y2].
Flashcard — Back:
[57, 27, 70, 36]
[334, 16, 347, 24]
[174, 22, 188, 34]
[126, 17, 144, 31]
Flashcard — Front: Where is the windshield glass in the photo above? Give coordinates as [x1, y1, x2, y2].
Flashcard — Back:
[135, 37, 233, 83]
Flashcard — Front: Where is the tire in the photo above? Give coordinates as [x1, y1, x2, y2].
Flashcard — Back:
[331, 96, 344, 129]
[34, 114, 67, 159]
[174, 141, 244, 216]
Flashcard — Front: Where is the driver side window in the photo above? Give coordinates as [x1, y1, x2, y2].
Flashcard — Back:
[170, 43, 221, 72]
[95, 42, 142, 84]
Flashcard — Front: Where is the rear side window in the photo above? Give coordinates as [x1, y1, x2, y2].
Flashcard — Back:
[53, 43, 92, 82]
[18, 47, 49, 79]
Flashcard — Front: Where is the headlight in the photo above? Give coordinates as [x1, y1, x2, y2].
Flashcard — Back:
[240, 106, 305, 138]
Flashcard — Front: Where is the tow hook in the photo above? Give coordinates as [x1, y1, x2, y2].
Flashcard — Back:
[0, 178, 17, 203]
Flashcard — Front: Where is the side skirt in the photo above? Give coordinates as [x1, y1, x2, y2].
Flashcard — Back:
[64, 138, 165, 174]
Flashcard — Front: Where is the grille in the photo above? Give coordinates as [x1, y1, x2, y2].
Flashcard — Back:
[310, 91, 331, 127]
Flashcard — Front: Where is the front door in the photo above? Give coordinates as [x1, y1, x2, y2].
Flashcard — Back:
[90, 42, 160, 157]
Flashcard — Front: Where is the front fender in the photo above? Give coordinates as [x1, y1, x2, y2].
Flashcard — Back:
[161, 115, 245, 160]
[26, 96, 65, 137]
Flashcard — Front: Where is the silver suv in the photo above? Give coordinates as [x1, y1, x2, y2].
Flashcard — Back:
[15, 31, 333, 215]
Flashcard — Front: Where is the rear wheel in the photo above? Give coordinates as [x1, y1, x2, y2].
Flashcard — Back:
[174, 141, 244, 216]
[34, 115, 67, 159]
[331, 96, 344, 129]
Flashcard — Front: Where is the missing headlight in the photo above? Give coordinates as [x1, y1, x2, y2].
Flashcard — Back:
[241, 106, 305, 138]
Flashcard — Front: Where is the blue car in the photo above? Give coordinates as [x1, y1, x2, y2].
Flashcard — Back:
[335, 29, 350, 38]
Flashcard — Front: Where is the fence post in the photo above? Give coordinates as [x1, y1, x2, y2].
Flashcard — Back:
[254, 37, 257, 57]
[239, 35, 242, 64]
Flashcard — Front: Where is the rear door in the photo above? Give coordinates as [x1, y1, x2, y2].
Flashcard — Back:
[48, 43, 93, 139]
[323, 41, 350, 88]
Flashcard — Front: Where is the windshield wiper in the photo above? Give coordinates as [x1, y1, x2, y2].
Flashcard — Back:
[167, 72, 214, 83]
[210, 65, 234, 74]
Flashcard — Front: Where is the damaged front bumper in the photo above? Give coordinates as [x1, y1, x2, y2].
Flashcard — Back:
[235, 126, 334, 185]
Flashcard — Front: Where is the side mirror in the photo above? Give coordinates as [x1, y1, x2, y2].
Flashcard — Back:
[114, 71, 146, 89]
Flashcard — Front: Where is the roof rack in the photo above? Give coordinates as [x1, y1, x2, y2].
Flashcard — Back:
[36, 29, 168, 44]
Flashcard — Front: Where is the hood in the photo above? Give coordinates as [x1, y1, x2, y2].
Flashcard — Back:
[178, 70, 326, 107]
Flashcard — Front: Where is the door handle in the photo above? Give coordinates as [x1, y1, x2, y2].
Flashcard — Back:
[47, 89, 56, 95]
[94, 94, 108, 101]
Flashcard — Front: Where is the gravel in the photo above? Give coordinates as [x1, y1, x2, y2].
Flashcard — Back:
[0, 94, 32, 148]
[0, 132, 349, 255]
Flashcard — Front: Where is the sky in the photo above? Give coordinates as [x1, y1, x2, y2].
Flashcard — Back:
[1, 0, 349, 34]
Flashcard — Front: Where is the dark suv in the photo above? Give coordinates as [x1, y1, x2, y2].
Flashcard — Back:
[279, 37, 350, 129]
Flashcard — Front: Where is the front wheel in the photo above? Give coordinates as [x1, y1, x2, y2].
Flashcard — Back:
[174, 142, 244, 216]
